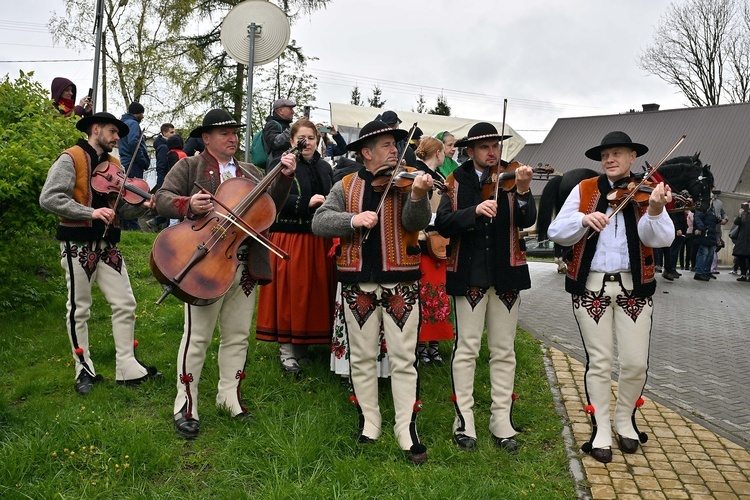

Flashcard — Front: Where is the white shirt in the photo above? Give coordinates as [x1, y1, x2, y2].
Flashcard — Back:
[547, 183, 675, 273]
[219, 159, 238, 182]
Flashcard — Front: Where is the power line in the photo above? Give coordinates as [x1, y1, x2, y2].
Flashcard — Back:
[0, 58, 92, 63]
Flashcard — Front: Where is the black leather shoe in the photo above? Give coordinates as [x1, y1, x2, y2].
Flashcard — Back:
[117, 365, 163, 386]
[174, 405, 200, 439]
[453, 433, 477, 450]
[233, 410, 254, 420]
[406, 444, 428, 465]
[694, 273, 710, 281]
[617, 434, 640, 453]
[356, 433, 376, 444]
[492, 435, 519, 453]
[587, 447, 613, 463]
[75, 371, 103, 395]
[661, 272, 674, 281]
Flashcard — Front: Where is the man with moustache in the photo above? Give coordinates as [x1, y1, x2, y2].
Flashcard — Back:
[155, 109, 296, 439]
[40, 112, 161, 394]
[435, 122, 536, 453]
[312, 120, 433, 464]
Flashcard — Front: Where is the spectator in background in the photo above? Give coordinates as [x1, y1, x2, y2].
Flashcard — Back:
[148, 134, 186, 231]
[436, 131, 459, 178]
[51, 77, 92, 118]
[710, 191, 728, 274]
[682, 209, 695, 271]
[153, 123, 175, 191]
[409, 126, 424, 151]
[379, 110, 417, 167]
[693, 199, 718, 281]
[732, 200, 750, 281]
[662, 211, 687, 281]
[262, 98, 296, 169]
[184, 136, 205, 157]
[118, 102, 150, 230]
[319, 124, 347, 158]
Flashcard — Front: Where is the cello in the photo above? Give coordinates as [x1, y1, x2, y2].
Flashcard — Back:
[149, 139, 305, 305]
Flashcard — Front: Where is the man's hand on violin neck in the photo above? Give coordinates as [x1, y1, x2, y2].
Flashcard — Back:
[647, 182, 672, 216]
[514, 164, 533, 192]
[410, 173, 433, 200]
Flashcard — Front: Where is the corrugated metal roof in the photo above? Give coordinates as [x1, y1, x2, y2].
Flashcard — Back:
[514, 103, 750, 194]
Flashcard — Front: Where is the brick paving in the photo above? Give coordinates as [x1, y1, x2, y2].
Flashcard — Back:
[519, 261, 750, 498]
[550, 347, 750, 499]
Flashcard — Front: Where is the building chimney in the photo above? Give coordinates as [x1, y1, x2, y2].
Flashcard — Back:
[642, 103, 660, 112]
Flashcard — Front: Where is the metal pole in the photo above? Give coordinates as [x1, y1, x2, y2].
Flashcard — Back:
[244, 23, 258, 163]
[90, 0, 105, 112]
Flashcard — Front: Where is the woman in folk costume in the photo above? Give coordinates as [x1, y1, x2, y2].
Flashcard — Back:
[413, 137, 454, 366]
[548, 131, 674, 463]
[255, 119, 336, 373]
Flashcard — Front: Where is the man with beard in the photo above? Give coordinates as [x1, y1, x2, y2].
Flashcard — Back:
[40, 112, 161, 394]
[434, 122, 536, 453]
[312, 120, 433, 464]
[155, 109, 296, 439]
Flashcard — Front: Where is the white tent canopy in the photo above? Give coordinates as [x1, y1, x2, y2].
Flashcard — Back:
[328, 103, 526, 161]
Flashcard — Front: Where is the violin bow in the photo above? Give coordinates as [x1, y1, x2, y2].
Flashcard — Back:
[586, 134, 686, 239]
[361, 122, 419, 245]
[102, 129, 146, 237]
[490, 99, 509, 222]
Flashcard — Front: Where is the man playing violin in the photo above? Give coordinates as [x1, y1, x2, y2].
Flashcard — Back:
[548, 131, 674, 464]
[40, 112, 161, 395]
[154, 109, 296, 439]
[312, 120, 433, 465]
[434, 122, 536, 453]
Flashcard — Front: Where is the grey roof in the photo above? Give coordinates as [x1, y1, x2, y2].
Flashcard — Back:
[515, 103, 750, 194]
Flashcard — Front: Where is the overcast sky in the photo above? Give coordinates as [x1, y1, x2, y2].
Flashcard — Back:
[1, 0, 684, 143]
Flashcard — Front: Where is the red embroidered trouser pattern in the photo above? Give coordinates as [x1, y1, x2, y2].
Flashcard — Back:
[572, 272, 652, 449]
[60, 241, 148, 381]
[343, 282, 422, 451]
[173, 265, 256, 420]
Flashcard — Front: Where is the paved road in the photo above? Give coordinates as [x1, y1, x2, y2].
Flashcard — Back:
[519, 261, 750, 448]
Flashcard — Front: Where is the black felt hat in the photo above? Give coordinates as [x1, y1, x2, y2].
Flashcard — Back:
[190, 109, 245, 138]
[345, 120, 409, 152]
[454, 122, 512, 147]
[585, 131, 649, 161]
[76, 112, 129, 137]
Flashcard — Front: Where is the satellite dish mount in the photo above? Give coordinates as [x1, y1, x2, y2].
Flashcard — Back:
[221, 0, 290, 161]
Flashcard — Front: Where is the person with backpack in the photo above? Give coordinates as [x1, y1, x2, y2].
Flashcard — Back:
[257, 98, 296, 170]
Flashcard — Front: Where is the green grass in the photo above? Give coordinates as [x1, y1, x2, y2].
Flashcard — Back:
[0, 232, 576, 499]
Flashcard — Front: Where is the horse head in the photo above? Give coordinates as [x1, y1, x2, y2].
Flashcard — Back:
[657, 152, 712, 207]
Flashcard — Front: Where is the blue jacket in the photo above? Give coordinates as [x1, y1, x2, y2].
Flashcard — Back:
[118, 113, 150, 177]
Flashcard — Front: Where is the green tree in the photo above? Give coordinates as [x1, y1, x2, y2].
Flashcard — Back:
[367, 84, 386, 108]
[350, 84, 362, 106]
[415, 93, 426, 113]
[0, 72, 82, 237]
[429, 93, 451, 116]
[49, 0, 192, 114]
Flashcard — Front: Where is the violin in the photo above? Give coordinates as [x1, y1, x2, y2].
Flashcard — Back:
[481, 161, 549, 199]
[91, 161, 152, 205]
[607, 180, 693, 213]
[371, 170, 449, 194]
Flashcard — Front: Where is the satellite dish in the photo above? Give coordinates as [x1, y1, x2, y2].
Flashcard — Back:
[221, 0, 290, 66]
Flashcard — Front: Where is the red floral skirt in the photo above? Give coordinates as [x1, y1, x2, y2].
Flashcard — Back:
[418, 253, 455, 342]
